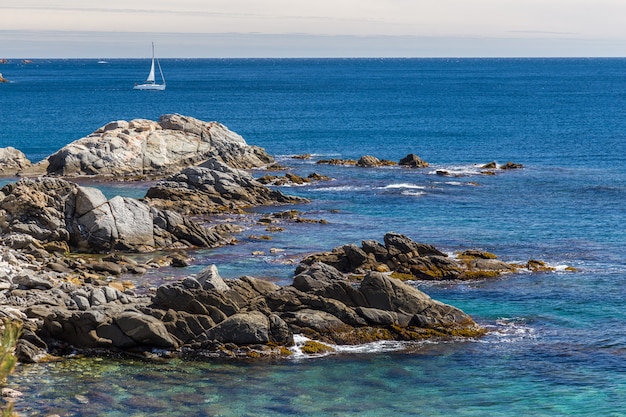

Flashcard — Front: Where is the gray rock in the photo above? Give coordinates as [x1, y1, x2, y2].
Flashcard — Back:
[45, 114, 274, 178]
[102, 286, 121, 302]
[359, 271, 474, 328]
[196, 264, 229, 292]
[13, 273, 53, 290]
[0, 147, 31, 175]
[72, 294, 91, 310]
[114, 311, 178, 348]
[284, 309, 346, 332]
[74, 186, 108, 217]
[359, 271, 433, 314]
[146, 163, 307, 215]
[108, 196, 155, 249]
[205, 311, 270, 345]
[89, 288, 108, 306]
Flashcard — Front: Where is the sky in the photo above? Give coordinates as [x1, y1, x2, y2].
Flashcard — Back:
[1, 0, 626, 58]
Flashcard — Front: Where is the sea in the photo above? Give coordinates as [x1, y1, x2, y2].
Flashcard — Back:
[1, 58, 625, 416]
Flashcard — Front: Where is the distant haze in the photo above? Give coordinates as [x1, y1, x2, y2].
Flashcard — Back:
[1, 1, 626, 58]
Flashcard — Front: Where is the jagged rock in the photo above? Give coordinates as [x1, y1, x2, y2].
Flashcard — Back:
[15, 329, 49, 363]
[0, 147, 31, 175]
[13, 272, 54, 290]
[359, 272, 473, 328]
[301, 233, 547, 281]
[145, 162, 307, 215]
[316, 158, 357, 166]
[196, 264, 229, 292]
[0, 178, 234, 253]
[205, 311, 271, 345]
[2, 256, 485, 358]
[44, 114, 274, 178]
[356, 155, 396, 168]
[114, 311, 178, 348]
[399, 153, 429, 168]
[500, 162, 524, 170]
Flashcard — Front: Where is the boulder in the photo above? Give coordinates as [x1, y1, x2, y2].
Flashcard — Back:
[205, 311, 271, 345]
[45, 114, 274, 178]
[196, 264, 229, 292]
[114, 311, 178, 348]
[359, 272, 474, 328]
[399, 154, 429, 168]
[0, 147, 31, 175]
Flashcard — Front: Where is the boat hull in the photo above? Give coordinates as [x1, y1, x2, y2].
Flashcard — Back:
[133, 83, 166, 91]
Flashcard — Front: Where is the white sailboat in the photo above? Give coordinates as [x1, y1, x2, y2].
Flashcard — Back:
[134, 42, 166, 90]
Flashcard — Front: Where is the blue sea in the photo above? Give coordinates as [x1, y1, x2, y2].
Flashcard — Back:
[1, 58, 626, 416]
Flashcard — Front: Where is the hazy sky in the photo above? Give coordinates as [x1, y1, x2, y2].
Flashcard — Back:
[2, 0, 626, 57]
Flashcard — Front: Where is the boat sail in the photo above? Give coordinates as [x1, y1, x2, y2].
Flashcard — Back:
[134, 43, 166, 90]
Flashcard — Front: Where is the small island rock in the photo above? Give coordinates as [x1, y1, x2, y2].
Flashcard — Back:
[399, 154, 429, 168]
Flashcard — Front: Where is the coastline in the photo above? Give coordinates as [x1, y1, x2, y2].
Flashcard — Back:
[0, 115, 565, 375]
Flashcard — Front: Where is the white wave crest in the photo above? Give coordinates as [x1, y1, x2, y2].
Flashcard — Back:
[379, 183, 428, 190]
[401, 190, 427, 197]
[480, 317, 536, 344]
[308, 185, 370, 192]
[289, 334, 408, 359]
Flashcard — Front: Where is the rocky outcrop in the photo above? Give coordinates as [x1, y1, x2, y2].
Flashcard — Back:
[0, 177, 235, 253]
[481, 161, 524, 170]
[356, 156, 396, 167]
[316, 156, 396, 167]
[0, 147, 31, 175]
[499, 161, 524, 170]
[299, 232, 552, 280]
[257, 172, 332, 186]
[145, 160, 308, 215]
[2, 260, 483, 361]
[44, 114, 274, 178]
[399, 154, 429, 168]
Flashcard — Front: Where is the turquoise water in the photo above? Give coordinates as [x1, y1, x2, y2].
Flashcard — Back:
[1, 58, 626, 416]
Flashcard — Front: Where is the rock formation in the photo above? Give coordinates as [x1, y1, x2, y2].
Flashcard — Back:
[399, 153, 429, 168]
[0, 177, 235, 253]
[43, 114, 273, 178]
[356, 156, 396, 167]
[145, 160, 308, 215]
[1, 258, 484, 362]
[0, 147, 31, 175]
[299, 232, 554, 280]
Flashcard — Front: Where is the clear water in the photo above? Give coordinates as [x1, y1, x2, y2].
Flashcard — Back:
[2, 58, 626, 416]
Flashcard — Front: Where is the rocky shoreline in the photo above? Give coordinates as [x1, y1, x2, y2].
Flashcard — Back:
[0, 114, 550, 364]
